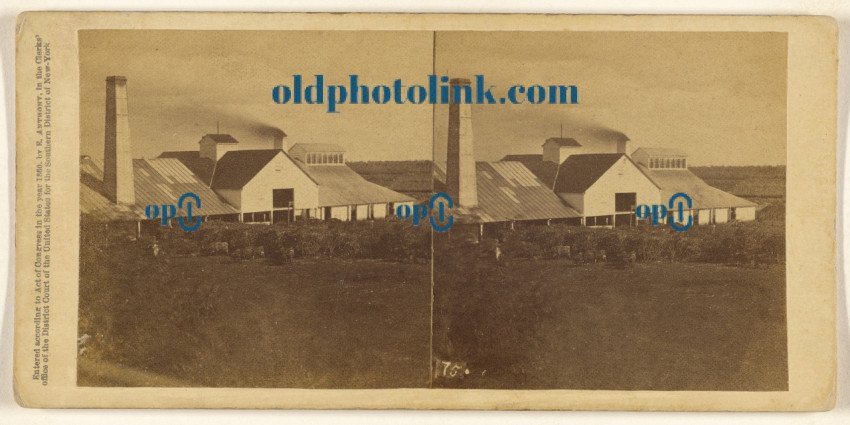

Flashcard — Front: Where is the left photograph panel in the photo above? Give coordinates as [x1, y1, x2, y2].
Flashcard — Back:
[76, 30, 435, 388]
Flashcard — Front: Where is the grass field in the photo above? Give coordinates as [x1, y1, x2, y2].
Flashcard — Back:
[79, 256, 431, 388]
[80, 240, 786, 391]
[433, 258, 787, 391]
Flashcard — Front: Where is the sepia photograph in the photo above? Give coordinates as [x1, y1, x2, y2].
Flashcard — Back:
[430, 31, 788, 391]
[76, 28, 788, 392]
[77, 30, 436, 388]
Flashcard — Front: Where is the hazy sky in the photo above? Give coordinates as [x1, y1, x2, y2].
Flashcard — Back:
[80, 30, 786, 166]
[79, 30, 435, 162]
[434, 31, 787, 166]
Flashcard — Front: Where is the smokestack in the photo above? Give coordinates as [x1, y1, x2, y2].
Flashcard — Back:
[273, 132, 288, 151]
[103, 76, 135, 205]
[616, 139, 632, 156]
[446, 78, 478, 208]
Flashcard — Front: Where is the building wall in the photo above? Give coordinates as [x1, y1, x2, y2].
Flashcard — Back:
[372, 203, 387, 219]
[698, 209, 712, 225]
[355, 204, 369, 220]
[330, 206, 349, 221]
[542, 143, 564, 164]
[238, 153, 319, 213]
[714, 208, 729, 223]
[199, 138, 238, 161]
[558, 192, 585, 214]
[577, 156, 661, 218]
[215, 189, 242, 210]
[542, 144, 583, 165]
[736, 206, 756, 221]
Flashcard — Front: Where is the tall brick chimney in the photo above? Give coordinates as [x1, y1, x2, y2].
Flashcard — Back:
[103, 76, 135, 205]
[446, 78, 478, 207]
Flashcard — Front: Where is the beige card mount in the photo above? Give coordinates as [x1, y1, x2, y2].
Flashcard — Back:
[13, 12, 837, 410]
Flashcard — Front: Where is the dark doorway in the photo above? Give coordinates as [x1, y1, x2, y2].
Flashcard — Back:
[615, 192, 637, 212]
[273, 188, 294, 209]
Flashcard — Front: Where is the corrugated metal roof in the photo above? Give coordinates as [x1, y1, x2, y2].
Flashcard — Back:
[500, 154, 559, 188]
[302, 164, 415, 207]
[159, 151, 216, 185]
[638, 166, 757, 209]
[80, 158, 238, 222]
[455, 161, 580, 223]
[289, 143, 345, 152]
[633, 147, 687, 157]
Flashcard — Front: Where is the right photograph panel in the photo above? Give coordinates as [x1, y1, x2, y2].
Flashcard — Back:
[431, 31, 788, 391]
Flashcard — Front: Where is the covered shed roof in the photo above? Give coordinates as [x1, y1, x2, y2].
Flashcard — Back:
[500, 154, 559, 189]
[80, 157, 238, 222]
[453, 161, 580, 223]
[159, 151, 216, 185]
[300, 163, 415, 207]
[637, 166, 757, 209]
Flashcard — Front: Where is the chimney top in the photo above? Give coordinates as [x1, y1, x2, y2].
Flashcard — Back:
[450, 78, 471, 86]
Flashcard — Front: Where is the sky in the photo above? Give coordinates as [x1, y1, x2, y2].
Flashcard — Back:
[433, 31, 787, 166]
[80, 30, 786, 166]
[79, 30, 435, 162]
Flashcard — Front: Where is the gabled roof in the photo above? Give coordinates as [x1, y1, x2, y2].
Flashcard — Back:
[633, 147, 687, 157]
[446, 161, 580, 223]
[289, 143, 345, 152]
[80, 157, 238, 221]
[554, 153, 625, 193]
[637, 166, 757, 209]
[299, 163, 414, 207]
[199, 134, 239, 144]
[210, 150, 283, 190]
[159, 151, 216, 185]
[543, 137, 581, 147]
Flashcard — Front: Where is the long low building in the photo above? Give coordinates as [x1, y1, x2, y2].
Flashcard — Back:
[631, 147, 757, 224]
[80, 155, 239, 223]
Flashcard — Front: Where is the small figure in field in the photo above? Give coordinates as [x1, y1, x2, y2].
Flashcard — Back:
[149, 242, 160, 257]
